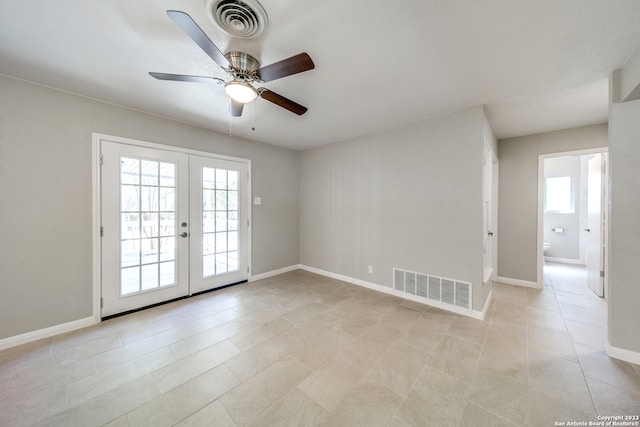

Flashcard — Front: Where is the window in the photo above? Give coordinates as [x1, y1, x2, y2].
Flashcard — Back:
[544, 176, 574, 213]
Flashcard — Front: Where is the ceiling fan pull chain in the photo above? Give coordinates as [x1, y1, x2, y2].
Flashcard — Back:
[229, 100, 233, 136]
[252, 102, 256, 131]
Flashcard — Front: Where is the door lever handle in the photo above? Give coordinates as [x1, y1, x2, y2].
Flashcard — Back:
[180, 232, 189, 238]
[584, 228, 591, 232]
[488, 231, 494, 237]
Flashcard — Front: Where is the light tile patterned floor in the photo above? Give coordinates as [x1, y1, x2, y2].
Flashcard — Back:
[1, 263, 639, 426]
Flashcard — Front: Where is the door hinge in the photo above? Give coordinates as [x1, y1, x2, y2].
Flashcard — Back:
[100, 297, 103, 308]
[247, 266, 250, 273]
[247, 219, 250, 227]
[99, 154, 103, 165]
[100, 226, 104, 237]
[600, 270, 605, 278]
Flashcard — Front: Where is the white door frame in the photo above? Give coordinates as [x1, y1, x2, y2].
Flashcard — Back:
[92, 133, 252, 319]
[537, 147, 608, 289]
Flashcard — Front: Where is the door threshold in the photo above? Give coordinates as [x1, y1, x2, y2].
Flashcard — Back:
[101, 280, 248, 321]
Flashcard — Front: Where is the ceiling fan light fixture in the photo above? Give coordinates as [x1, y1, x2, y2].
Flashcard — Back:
[224, 80, 258, 103]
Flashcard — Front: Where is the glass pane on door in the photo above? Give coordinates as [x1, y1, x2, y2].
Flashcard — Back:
[201, 167, 239, 278]
[119, 158, 177, 296]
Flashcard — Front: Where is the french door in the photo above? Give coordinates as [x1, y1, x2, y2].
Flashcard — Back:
[190, 156, 249, 293]
[100, 140, 249, 317]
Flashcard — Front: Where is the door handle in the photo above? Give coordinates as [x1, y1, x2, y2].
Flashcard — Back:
[180, 232, 189, 238]
[584, 228, 591, 232]
[488, 231, 494, 237]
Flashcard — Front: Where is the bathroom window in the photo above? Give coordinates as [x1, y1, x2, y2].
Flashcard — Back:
[544, 176, 574, 213]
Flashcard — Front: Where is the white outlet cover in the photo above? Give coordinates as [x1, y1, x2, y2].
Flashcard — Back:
[254, 197, 262, 205]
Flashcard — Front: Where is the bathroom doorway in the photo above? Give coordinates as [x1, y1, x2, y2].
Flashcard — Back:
[537, 148, 608, 299]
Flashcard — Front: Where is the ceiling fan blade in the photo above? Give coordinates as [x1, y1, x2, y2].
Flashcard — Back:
[230, 99, 244, 117]
[260, 89, 308, 115]
[149, 72, 222, 84]
[166, 10, 231, 69]
[257, 53, 315, 82]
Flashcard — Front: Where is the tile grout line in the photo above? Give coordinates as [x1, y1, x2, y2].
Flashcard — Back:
[548, 269, 602, 417]
[525, 275, 536, 427]
[469, 293, 525, 427]
[462, 305, 490, 425]
[385, 317, 451, 426]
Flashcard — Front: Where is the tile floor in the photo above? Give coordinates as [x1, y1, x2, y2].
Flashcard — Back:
[1, 263, 639, 426]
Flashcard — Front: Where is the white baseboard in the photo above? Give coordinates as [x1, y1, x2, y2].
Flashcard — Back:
[481, 289, 493, 319]
[299, 264, 487, 320]
[495, 276, 541, 289]
[544, 257, 584, 265]
[0, 316, 97, 351]
[483, 268, 494, 286]
[606, 341, 640, 365]
[250, 265, 300, 282]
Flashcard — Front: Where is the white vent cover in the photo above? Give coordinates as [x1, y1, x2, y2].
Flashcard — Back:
[393, 268, 472, 311]
[207, 0, 268, 39]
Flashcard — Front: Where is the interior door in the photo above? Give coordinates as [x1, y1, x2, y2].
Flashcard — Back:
[483, 144, 497, 284]
[586, 153, 605, 297]
[101, 141, 190, 316]
[190, 156, 249, 294]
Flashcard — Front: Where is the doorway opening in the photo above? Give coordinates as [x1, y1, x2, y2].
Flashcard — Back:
[537, 148, 608, 299]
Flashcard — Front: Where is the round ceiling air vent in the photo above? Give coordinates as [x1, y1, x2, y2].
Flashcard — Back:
[206, 0, 268, 39]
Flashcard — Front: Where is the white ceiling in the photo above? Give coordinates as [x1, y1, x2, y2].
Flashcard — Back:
[1, 0, 639, 150]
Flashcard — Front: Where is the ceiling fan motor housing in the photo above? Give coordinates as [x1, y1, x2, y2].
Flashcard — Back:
[224, 51, 261, 82]
[225, 51, 259, 71]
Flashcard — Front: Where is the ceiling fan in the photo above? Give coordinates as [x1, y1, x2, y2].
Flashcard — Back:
[149, 10, 315, 116]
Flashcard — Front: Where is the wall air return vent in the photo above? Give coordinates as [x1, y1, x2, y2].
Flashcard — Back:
[393, 268, 472, 312]
[207, 0, 268, 39]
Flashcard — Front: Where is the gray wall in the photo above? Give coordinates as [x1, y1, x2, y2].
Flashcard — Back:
[0, 75, 299, 339]
[609, 98, 640, 353]
[619, 44, 640, 102]
[543, 156, 582, 260]
[299, 107, 490, 312]
[497, 124, 608, 282]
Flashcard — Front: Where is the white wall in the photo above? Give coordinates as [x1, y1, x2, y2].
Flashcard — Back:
[608, 98, 640, 354]
[497, 124, 608, 283]
[299, 107, 490, 312]
[0, 75, 300, 340]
